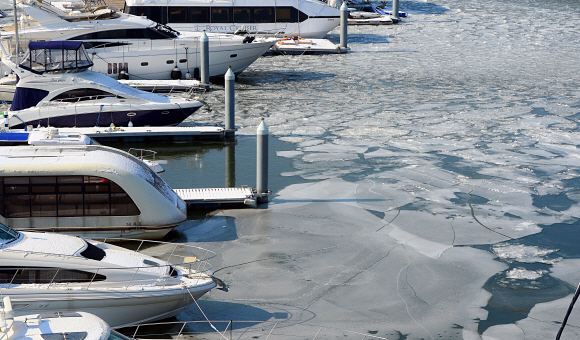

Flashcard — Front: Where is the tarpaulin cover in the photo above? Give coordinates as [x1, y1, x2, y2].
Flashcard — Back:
[28, 41, 83, 50]
[10, 87, 49, 111]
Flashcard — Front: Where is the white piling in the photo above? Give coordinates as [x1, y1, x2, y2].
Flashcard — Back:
[393, 0, 400, 20]
[340, 1, 348, 49]
[224, 66, 235, 139]
[256, 118, 269, 203]
[200, 30, 209, 85]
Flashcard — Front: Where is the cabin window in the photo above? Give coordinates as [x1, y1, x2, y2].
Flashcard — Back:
[276, 7, 296, 23]
[51, 88, 119, 103]
[233, 7, 251, 23]
[253, 7, 275, 23]
[211, 7, 232, 23]
[189, 7, 209, 23]
[0, 267, 106, 284]
[69, 28, 175, 41]
[169, 7, 188, 23]
[0, 176, 140, 218]
[0, 223, 19, 243]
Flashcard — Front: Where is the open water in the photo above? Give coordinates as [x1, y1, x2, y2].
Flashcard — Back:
[3, 0, 580, 338]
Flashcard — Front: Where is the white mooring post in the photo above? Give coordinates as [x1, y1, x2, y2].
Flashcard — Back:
[256, 118, 269, 203]
[340, 1, 348, 49]
[224, 67, 235, 139]
[201, 30, 209, 85]
[393, 0, 400, 20]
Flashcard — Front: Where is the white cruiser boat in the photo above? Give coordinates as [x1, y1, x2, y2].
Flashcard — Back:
[0, 0, 277, 81]
[124, 0, 340, 39]
[0, 224, 220, 328]
[0, 145, 187, 239]
[1, 298, 110, 340]
[1, 41, 202, 128]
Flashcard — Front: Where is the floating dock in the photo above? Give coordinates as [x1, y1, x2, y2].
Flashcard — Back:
[174, 187, 259, 208]
[1, 126, 229, 144]
[57, 126, 228, 142]
[269, 38, 348, 55]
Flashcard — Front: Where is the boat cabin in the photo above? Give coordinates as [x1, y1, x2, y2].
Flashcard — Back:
[0, 145, 187, 239]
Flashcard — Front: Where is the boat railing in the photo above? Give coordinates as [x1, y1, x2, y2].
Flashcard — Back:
[121, 320, 389, 340]
[128, 148, 158, 162]
[1, 239, 216, 290]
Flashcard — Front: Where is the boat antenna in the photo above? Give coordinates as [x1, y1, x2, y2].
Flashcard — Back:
[556, 281, 580, 339]
[12, 0, 20, 65]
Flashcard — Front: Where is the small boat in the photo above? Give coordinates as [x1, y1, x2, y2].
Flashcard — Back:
[0, 144, 187, 239]
[1, 41, 203, 128]
[1, 296, 110, 340]
[0, 223, 221, 328]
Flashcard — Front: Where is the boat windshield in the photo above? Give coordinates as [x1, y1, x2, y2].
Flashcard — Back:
[0, 223, 20, 244]
[153, 23, 179, 38]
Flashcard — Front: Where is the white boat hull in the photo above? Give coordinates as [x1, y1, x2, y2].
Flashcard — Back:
[90, 39, 275, 80]
[5, 282, 215, 328]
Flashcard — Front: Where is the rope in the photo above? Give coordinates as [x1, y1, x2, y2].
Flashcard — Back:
[185, 286, 228, 339]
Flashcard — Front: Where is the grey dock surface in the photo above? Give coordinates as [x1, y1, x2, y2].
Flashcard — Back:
[174, 187, 257, 208]
[57, 126, 226, 142]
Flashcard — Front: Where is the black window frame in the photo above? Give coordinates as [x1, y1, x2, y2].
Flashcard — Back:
[0, 176, 140, 218]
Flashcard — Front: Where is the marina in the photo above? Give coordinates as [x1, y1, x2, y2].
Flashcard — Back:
[3, 0, 580, 338]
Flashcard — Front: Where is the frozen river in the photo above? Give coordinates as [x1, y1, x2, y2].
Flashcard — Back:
[3, 0, 580, 338]
[169, 0, 580, 338]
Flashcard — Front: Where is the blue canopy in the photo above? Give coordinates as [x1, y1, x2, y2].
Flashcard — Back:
[28, 41, 83, 50]
[19, 40, 93, 74]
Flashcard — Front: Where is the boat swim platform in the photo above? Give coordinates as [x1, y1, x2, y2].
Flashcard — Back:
[56, 126, 232, 142]
[174, 187, 268, 209]
[267, 38, 349, 55]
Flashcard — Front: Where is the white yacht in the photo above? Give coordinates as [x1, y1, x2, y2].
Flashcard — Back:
[1, 298, 110, 340]
[0, 0, 276, 81]
[124, 0, 341, 39]
[1, 41, 202, 128]
[0, 223, 220, 328]
[0, 144, 187, 239]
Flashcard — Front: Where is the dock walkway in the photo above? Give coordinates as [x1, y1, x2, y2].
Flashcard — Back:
[174, 187, 257, 208]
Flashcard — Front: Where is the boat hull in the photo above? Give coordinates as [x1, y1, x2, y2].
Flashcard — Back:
[90, 40, 275, 80]
[4, 283, 215, 328]
[10, 105, 201, 129]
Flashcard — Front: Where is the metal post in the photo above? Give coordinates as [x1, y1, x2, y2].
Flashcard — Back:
[393, 0, 400, 20]
[224, 66, 235, 139]
[340, 1, 348, 49]
[13, 0, 20, 64]
[256, 118, 269, 203]
[200, 30, 209, 86]
[225, 142, 235, 188]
